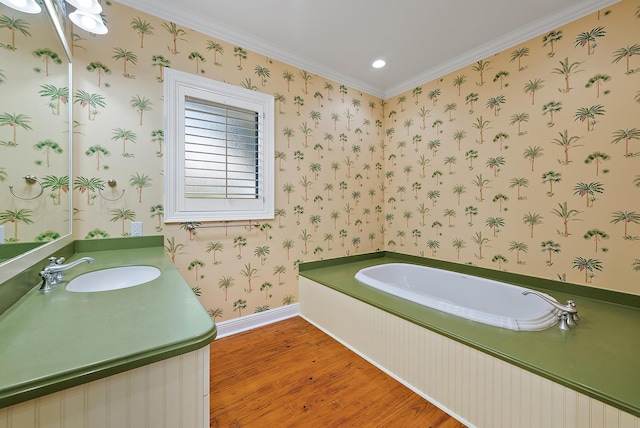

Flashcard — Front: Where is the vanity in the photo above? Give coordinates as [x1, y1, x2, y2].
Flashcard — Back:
[0, 237, 216, 427]
[0, 3, 216, 426]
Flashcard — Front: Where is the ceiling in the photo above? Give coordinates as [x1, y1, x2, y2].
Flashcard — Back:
[116, 0, 619, 99]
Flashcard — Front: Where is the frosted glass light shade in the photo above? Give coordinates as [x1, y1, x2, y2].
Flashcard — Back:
[69, 10, 107, 34]
[0, 0, 42, 14]
[65, 0, 101, 13]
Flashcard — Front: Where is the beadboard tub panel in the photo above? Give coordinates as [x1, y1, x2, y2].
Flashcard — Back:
[299, 277, 640, 428]
[0, 346, 210, 428]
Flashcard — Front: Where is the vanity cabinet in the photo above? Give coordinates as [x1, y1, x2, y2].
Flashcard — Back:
[0, 346, 210, 428]
[0, 240, 216, 428]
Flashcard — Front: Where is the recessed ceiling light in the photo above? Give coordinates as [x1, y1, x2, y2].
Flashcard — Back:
[372, 59, 386, 69]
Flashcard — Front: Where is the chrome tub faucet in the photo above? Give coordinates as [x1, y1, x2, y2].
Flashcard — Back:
[522, 289, 579, 330]
[39, 256, 95, 291]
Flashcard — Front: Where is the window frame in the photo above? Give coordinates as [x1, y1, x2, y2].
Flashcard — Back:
[164, 68, 274, 223]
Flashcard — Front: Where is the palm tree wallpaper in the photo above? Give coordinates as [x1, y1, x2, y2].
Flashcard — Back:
[0, 4, 70, 244]
[71, 1, 384, 321]
[384, 1, 640, 297]
[4, 0, 640, 320]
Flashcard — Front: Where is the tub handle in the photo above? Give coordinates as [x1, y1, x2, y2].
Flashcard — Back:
[558, 313, 572, 331]
[523, 290, 579, 330]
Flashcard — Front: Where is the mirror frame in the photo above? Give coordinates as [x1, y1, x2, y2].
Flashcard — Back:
[0, 0, 73, 283]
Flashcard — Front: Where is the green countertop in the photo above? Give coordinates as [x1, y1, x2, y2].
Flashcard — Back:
[300, 253, 640, 418]
[0, 243, 217, 408]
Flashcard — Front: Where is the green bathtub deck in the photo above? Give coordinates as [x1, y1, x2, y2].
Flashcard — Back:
[300, 252, 640, 418]
[0, 239, 216, 408]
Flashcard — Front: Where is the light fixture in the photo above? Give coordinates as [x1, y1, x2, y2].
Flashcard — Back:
[372, 59, 386, 69]
[65, 0, 101, 14]
[1, 0, 108, 35]
[65, 0, 107, 35]
[69, 9, 107, 34]
[0, 0, 42, 14]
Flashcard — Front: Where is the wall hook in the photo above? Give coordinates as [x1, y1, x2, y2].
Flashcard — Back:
[9, 174, 44, 200]
[98, 179, 125, 201]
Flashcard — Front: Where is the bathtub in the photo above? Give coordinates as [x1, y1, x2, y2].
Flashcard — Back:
[354, 263, 559, 331]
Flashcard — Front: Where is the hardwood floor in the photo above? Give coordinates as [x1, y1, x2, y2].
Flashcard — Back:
[210, 316, 466, 427]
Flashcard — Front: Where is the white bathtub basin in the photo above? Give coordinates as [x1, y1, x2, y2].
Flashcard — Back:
[355, 263, 559, 331]
[66, 266, 161, 293]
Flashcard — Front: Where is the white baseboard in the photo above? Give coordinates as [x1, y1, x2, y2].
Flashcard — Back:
[215, 303, 300, 339]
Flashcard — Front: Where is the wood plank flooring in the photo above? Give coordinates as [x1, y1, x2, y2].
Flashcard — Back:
[210, 316, 466, 427]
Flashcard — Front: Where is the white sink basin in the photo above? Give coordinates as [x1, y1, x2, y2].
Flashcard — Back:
[66, 266, 161, 293]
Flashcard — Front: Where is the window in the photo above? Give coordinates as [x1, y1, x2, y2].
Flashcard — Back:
[164, 68, 274, 222]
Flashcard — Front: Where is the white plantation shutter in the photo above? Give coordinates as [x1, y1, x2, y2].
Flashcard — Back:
[184, 97, 260, 200]
[165, 69, 274, 222]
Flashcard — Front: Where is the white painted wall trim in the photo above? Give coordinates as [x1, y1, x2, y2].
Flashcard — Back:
[384, 0, 621, 99]
[215, 303, 300, 339]
[114, 0, 619, 100]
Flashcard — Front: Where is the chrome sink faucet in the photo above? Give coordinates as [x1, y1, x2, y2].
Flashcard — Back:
[39, 256, 95, 291]
[522, 290, 579, 330]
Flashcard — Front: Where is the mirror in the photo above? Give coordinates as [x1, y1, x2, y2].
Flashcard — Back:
[0, 0, 72, 273]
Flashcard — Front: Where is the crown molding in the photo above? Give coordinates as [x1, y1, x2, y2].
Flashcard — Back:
[115, 0, 387, 98]
[383, 0, 620, 99]
[116, 0, 619, 101]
